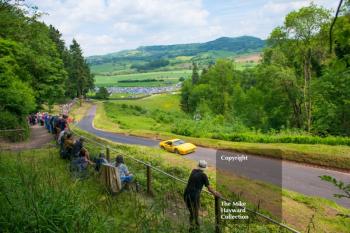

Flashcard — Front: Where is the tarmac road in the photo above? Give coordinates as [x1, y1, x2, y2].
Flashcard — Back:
[77, 105, 350, 208]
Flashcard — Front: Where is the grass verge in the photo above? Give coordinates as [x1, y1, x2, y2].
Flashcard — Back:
[69, 101, 94, 122]
[70, 125, 350, 233]
[93, 101, 350, 171]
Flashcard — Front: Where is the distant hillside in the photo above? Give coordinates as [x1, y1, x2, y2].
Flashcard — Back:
[87, 36, 265, 74]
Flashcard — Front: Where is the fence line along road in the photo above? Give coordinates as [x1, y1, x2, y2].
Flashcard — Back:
[70, 127, 300, 233]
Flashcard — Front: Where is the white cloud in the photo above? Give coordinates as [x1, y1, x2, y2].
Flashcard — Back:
[28, 0, 338, 56]
[29, 0, 219, 55]
[113, 22, 141, 34]
[215, 0, 338, 39]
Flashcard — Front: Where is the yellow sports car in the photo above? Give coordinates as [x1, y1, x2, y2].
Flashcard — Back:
[159, 139, 196, 155]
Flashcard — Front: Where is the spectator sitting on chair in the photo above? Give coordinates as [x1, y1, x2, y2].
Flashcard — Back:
[115, 155, 133, 184]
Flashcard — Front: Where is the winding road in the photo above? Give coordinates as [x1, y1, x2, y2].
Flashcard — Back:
[77, 105, 350, 208]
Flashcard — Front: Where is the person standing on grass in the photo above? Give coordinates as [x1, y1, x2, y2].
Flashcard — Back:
[183, 160, 221, 231]
[60, 114, 69, 131]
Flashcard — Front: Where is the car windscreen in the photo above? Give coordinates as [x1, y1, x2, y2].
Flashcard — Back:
[173, 140, 185, 146]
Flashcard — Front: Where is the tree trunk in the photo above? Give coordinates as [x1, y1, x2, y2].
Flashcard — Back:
[303, 49, 312, 132]
[282, 80, 302, 128]
[307, 49, 312, 132]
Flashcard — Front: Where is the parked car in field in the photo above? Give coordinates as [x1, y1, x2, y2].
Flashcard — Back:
[159, 139, 196, 155]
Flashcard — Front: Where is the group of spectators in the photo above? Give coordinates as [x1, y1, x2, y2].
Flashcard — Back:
[28, 112, 45, 126]
[30, 109, 219, 230]
[61, 98, 78, 116]
[50, 114, 134, 185]
[28, 112, 73, 130]
[28, 108, 133, 187]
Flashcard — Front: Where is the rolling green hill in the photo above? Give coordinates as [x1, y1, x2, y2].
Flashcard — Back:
[87, 36, 265, 74]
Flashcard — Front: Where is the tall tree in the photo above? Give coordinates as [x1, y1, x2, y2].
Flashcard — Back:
[191, 62, 200, 85]
[48, 25, 70, 68]
[0, 2, 67, 109]
[67, 39, 94, 98]
[180, 79, 192, 112]
[283, 4, 330, 131]
[313, 6, 350, 135]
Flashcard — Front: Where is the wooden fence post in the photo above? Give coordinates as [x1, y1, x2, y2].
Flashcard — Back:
[106, 146, 110, 162]
[146, 164, 152, 195]
[215, 196, 221, 233]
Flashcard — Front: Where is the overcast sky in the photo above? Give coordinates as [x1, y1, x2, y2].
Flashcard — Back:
[28, 0, 338, 56]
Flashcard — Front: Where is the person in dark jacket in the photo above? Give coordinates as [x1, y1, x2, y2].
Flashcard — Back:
[49, 116, 56, 134]
[94, 153, 108, 172]
[72, 137, 84, 159]
[70, 147, 94, 178]
[60, 114, 68, 131]
[184, 160, 221, 230]
[62, 133, 74, 159]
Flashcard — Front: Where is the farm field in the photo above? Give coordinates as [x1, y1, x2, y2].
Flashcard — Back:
[109, 93, 181, 112]
[94, 70, 191, 87]
[90, 52, 261, 75]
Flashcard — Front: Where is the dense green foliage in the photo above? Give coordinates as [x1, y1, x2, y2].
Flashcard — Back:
[66, 39, 94, 98]
[104, 100, 350, 148]
[181, 3, 350, 137]
[87, 36, 264, 74]
[0, 1, 93, 133]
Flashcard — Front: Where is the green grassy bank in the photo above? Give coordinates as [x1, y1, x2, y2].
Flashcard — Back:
[71, 123, 350, 233]
[92, 95, 350, 170]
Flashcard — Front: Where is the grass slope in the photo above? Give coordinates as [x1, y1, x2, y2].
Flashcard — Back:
[0, 148, 199, 233]
[92, 95, 350, 170]
[70, 103, 350, 232]
[71, 118, 350, 233]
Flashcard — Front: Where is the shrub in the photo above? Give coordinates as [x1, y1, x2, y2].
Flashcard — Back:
[95, 87, 110, 99]
[0, 111, 29, 141]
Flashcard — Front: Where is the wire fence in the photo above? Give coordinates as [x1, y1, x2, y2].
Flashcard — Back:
[0, 128, 27, 142]
[70, 128, 300, 233]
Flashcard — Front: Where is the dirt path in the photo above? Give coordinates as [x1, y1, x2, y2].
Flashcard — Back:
[0, 125, 54, 151]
